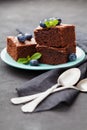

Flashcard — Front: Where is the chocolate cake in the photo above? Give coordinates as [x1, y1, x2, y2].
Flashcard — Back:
[36, 44, 76, 65]
[34, 21, 76, 65]
[7, 36, 36, 61]
[6, 18, 76, 65]
[34, 24, 76, 48]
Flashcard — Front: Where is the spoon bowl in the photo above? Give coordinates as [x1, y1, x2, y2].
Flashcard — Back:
[76, 78, 87, 92]
[57, 68, 81, 86]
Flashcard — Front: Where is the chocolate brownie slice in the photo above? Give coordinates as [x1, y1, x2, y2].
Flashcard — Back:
[36, 45, 71, 65]
[34, 24, 76, 48]
[7, 36, 36, 61]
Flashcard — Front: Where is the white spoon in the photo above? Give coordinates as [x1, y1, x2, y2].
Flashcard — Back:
[21, 68, 81, 112]
[11, 68, 81, 105]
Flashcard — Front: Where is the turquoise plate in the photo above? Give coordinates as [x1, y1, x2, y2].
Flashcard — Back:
[0, 47, 85, 70]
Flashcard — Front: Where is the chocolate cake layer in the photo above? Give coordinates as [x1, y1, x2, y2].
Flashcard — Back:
[36, 45, 74, 65]
[34, 24, 76, 48]
[7, 36, 36, 61]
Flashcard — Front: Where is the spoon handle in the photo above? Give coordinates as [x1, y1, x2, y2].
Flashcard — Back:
[11, 92, 45, 104]
[21, 85, 78, 113]
[21, 83, 58, 112]
[11, 83, 58, 105]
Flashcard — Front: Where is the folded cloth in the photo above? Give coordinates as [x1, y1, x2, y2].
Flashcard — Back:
[76, 32, 87, 54]
[16, 33, 87, 112]
[16, 61, 87, 112]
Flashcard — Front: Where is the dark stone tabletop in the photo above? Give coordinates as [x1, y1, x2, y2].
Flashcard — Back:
[0, 0, 87, 130]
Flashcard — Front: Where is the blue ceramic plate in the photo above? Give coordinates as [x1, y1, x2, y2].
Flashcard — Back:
[0, 47, 85, 70]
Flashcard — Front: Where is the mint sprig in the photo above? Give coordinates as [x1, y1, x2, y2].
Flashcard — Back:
[30, 52, 42, 60]
[17, 52, 42, 64]
[17, 56, 30, 64]
[44, 19, 58, 28]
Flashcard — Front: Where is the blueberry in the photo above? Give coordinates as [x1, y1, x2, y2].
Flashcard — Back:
[40, 21, 46, 28]
[25, 33, 32, 40]
[29, 60, 39, 66]
[17, 34, 26, 43]
[57, 18, 62, 25]
[69, 53, 77, 61]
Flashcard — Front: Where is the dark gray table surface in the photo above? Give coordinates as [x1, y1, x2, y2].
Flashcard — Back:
[0, 0, 87, 130]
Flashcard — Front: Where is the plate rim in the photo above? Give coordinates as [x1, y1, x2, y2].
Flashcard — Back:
[0, 46, 86, 70]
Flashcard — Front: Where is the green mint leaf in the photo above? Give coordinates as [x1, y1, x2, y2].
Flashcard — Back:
[27, 56, 31, 61]
[44, 20, 51, 28]
[17, 58, 29, 64]
[30, 52, 42, 60]
[53, 19, 58, 26]
[49, 20, 53, 27]
[44, 19, 58, 28]
[17, 55, 30, 64]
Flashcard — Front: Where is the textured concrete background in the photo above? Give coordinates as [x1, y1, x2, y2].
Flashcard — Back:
[0, 0, 87, 130]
